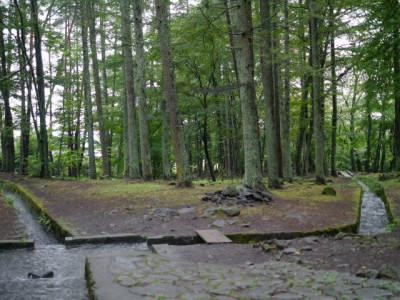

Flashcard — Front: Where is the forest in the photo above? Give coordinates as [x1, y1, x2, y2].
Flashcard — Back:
[0, 0, 399, 189]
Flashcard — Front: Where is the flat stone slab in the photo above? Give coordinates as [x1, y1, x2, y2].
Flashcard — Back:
[195, 229, 232, 244]
[85, 251, 400, 300]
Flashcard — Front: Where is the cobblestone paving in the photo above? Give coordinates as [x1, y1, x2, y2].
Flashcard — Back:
[87, 251, 400, 300]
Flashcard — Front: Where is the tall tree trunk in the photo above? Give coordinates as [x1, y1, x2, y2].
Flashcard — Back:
[393, 13, 400, 171]
[0, 10, 15, 173]
[81, 0, 97, 179]
[161, 98, 171, 180]
[281, 0, 292, 182]
[119, 0, 140, 179]
[365, 96, 372, 173]
[260, 0, 280, 188]
[329, 1, 337, 176]
[309, 0, 326, 184]
[88, 0, 111, 177]
[230, 0, 264, 190]
[155, 0, 192, 187]
[31, 0, 49, 177]
[348, 71, 359, 172]
[133, 0, 153, 180]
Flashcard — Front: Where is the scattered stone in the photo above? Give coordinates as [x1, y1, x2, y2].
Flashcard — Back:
[283, 248, 297, 255]
[212, 219, 225, 228]
[117, 275, 134, 287]
[303, 236, 320, 244]
[202, 207, 217, 217]
[202, 186, 273, 206]
[271, 239, 292, 250]
[378, 265, 400, 280]
[241, 223, 251, 228]
[28, 271, 54, 279]
[178, 207, 197, 215]
[261, 242, 278, 252]
[355, 268, 379, 279]
[220, 206, 241, 217]
[301, 246, 313, 252]
[322, 187, 336, 196]
[109, 223, 115, 228]
[354, 287, 393, 298]
[126, 205, 134, 211]
[227, 219, 238, 225]
[152, 208, 179, 218]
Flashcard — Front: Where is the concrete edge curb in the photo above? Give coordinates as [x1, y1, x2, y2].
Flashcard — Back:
[0, 239, 35, 250]
[65, 234, 147, 246]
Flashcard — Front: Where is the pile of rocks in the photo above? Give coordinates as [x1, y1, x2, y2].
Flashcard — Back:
[202, 186, 273, 206]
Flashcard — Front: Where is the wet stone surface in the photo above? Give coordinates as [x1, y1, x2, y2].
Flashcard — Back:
[87, 251, 400, 300]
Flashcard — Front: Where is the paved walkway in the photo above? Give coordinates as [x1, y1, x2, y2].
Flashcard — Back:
[86, 247, 400, 300]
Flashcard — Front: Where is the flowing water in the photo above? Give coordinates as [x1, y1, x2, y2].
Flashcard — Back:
[357, 180, 390, 235]
[0, 192, 147, 300]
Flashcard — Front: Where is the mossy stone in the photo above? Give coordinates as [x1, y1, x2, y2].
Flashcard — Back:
[322, 187, 336, 196]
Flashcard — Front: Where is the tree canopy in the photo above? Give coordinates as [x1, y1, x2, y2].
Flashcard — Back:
[0, 0, 399, 187]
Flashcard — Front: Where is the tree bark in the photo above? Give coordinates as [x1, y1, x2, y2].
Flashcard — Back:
[329, 1, 337, 177]
[119, 0, 140, 179]
[31, 0, 49, 177]
[155, 0, 192, 187]
[133, 0, 153, 180]
[393, 11, 400, 171]
[309, 0, 326, 184]
[88, 0, 111, 177]
[260, 0, 280, 188]
[281, 0, 292, 182]
[231, 0, 264, 190]
[81, 0, 97, 179]
[0, 10, 15, 173]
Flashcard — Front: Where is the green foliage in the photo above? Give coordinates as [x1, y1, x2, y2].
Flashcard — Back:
[5, 195, 14, 208]
[27, 155, 42, 177]
[38, 213, 52, 232]
[358, 176, 385, 198]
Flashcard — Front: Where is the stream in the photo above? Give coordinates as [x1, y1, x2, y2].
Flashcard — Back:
[0, 192, 147, 300]
[357, 180, 390, 235]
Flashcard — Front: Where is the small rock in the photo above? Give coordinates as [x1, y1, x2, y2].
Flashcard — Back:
[272, 239, 292, 249]
[126, 205, 134, 211]
[378, 265, 400, 280]
[301, 246, 313, 252]
[202, 207, 217, 217]
[220, 206, 241, 217]
[212, 219, 225, 228]
[109, 223, 115, 228]
[283, 248, 297, 255]
[303, 236, 320, 244]
[241, 223, 251, 228]
[227, 219, 238, 225]
[178, 207, 197, 214]
[356, 268, 379, 279]
[261, 243, 277, 252]
[28, 271, 54, 279]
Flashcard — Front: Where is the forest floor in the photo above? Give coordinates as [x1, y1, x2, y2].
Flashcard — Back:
[0, 172, 399, 281]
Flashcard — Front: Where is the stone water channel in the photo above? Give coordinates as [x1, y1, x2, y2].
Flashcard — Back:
[357, 180, 391, 235]
[0, 191, 147, 299]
